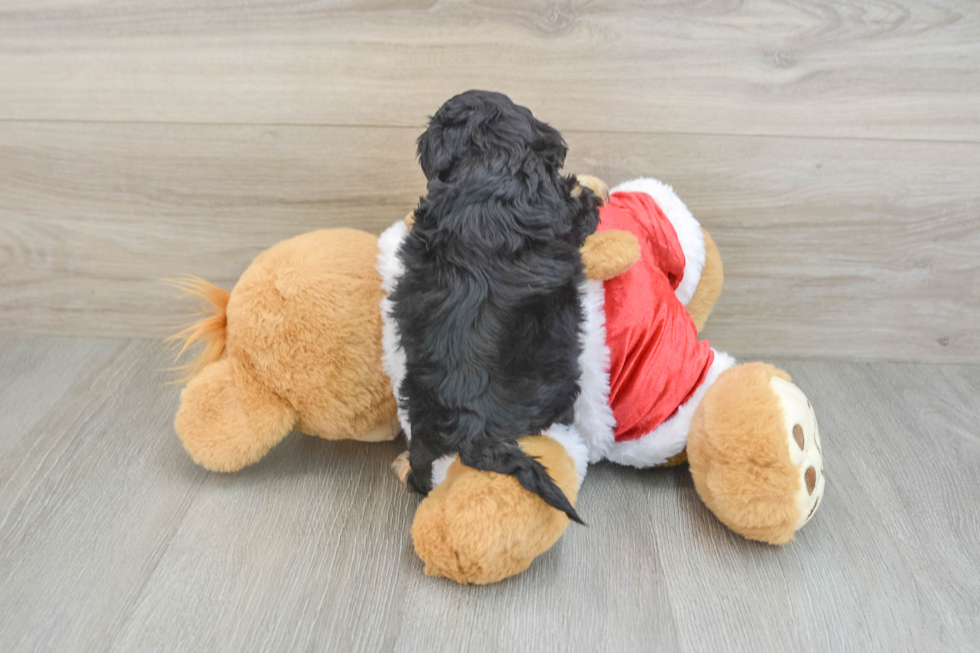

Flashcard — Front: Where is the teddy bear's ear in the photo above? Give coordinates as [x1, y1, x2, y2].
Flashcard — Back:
[174, 358, 296, 472]
[580, 230, 641, 281]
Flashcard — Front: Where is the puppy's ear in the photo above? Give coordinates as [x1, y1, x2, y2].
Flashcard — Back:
[572, 175, 610, 205]
[575, 187, 602, 243]
[417, 123, 453, 181]
[565, 174, 602, 246]
[533, 121, 568, 171]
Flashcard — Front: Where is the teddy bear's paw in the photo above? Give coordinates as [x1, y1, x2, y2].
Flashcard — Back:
[573, 174, 610, 204]
[410, 436, 578, 585]
[688, 363, 826, 545]
[770, 376, 826, 529]
[581, 230, 640, 281]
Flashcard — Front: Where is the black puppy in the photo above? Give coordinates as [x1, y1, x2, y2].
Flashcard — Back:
[389, 90, 602, 523]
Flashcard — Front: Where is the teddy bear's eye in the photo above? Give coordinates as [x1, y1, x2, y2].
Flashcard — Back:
[793, 424, 805, 450]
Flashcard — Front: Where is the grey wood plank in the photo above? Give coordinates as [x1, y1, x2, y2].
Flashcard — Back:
[652, 359, 980, 652]
[0, 121, 426, 339]
[0, 339, 208, 653]
[388, 360, 980, 652]
[2, 123, 977, 363]
[0, 337, 122, 460]
[392, 464, 683, 653]
[575, 133, 980, 364]
[793, 360, 980, 645]
[0, 0, 978, 141]
[2, 339, 979, 652]
[107, 436, 418, 653]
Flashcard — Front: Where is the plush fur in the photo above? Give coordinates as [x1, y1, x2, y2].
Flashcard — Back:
[579, 230, 641, 281]
[173, 229, 399, 471]
[408, 246, 730, 583]
[389, 91, 602, 522]
[411, 435, 579, 585]
[686, 228, 724, 332]
[686, 363, 802, 544]
[169, 177, 817, 586]
[413, 364, 809, 583]
[172, 226, 637, 472]
[165, 276, 231, 382]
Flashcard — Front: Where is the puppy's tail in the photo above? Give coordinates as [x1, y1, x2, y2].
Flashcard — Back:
[164, 276, 230, 383]
[459, 440, 584, 525]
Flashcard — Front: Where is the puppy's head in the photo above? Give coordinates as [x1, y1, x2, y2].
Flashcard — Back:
[417, 90, 566, 187]
[415, 91, 598, 250]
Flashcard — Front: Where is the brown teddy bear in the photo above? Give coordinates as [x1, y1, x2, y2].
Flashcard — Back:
[172, 176, 825, 585]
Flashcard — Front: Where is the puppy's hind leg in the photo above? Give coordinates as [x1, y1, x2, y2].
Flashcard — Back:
[406, 436, 438, 496]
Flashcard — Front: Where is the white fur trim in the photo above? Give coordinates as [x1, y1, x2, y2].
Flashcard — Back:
[769, 377, 825, 530]
[605, 350, 736, 468]
[377, 220, 412, 441]
[609, 178, 705, 306]
[543, 424, 589, 487]
[572, 279, 617, 464]
[430, 453, 458, 488]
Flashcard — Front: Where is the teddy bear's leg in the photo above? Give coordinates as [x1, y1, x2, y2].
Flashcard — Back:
[174, 357, 296, 472]
[685, 228, 723, 333]
[686, 363, 825, 544]
[410, 434, 581, 585]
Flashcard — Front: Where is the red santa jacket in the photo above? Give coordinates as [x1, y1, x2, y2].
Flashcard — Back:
[597, 190, 715, 443]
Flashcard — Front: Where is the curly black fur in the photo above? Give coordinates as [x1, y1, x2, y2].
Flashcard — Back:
[389, 90, 602, 524]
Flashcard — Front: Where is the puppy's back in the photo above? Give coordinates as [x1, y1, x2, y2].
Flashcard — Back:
[392, 90, 599, 522]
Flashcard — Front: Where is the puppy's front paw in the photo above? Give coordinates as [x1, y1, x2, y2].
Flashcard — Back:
[391, 450, 411, 486]
[573, 174, 610, 204]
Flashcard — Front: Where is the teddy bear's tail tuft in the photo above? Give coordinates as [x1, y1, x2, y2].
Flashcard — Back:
[165, 276, 231, 383]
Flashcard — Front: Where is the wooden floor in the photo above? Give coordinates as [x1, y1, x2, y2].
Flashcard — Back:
[0, 336, 977, 652]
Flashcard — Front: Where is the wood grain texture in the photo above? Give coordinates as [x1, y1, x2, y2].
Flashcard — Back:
[0, 121, 426, 339]
[1, 338, 978, 652]
[1, 122, 977, 362]
[0, 0, 978, 141]
[0, 338, 205, 652]
[577, 132, 980, 363]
